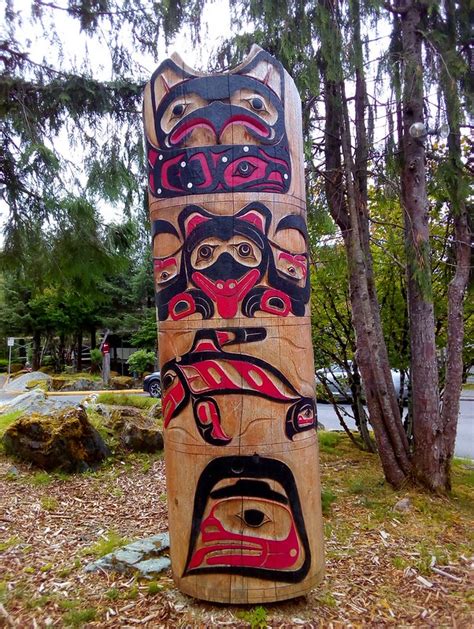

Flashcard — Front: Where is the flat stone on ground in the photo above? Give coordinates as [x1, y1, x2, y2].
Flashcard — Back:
[84, 532, 170, 577]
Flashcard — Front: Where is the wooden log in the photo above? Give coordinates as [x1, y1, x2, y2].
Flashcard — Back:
[143, 44, 324, 603]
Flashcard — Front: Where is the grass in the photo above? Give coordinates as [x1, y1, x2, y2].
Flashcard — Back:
[318, 430, 343, 453]
[0, 410, 23, 436]
[40, 496, 59, 511]
[63, 607, 97, 627]
[95, 392, 158, 410]
[321, 487, 337, 514]
[236, 606, 268, 629]
[82, 529, 129, 558]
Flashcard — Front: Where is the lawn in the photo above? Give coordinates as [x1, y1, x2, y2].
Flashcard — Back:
[0, 430, 472, 627]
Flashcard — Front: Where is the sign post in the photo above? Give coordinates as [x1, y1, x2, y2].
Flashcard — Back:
[7, 337, 14, 385]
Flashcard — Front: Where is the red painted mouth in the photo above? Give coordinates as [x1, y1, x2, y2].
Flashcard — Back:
[219, 114, 270, 140]
[169, 114, 270, 146]
[170, 118, 217, 145]
[192, 269, 260, 318]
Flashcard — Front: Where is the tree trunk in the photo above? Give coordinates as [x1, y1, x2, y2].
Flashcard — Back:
[32, 330, 41, 370]
[438, 0, 472, 489]
[76, 330, 83, 372]
[319, 0, 411, 488]
[399, 1, 443, 490]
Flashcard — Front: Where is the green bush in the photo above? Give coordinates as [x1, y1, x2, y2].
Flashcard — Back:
[0, 358, 9, 372]
[90, 348, 103, 374]
[127, 350, 156, 377]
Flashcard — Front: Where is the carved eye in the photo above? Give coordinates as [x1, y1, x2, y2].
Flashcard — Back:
[250, 97, 265, 111]
[237, 508, 270, 528]
[160, 271, 170, 281]
[234, 160, 257, 178]
[237, 243, 252, 257]
[171, 102, 187, 117]
[162, 371, 176, 390]
[197, 245, 213, 260]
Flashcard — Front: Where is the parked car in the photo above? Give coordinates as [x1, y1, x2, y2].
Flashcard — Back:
[315, 362, 408, 403]
[143, 371, 161, 398]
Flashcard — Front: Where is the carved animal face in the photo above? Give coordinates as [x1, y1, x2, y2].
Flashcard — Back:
[144, 48, 291, 198]
[184, 456, 311, 582]
[144, 49, 285, 149]
[179, 204, 271, 318]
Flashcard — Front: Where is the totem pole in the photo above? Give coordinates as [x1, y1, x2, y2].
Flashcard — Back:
[143, 45, 324, 603]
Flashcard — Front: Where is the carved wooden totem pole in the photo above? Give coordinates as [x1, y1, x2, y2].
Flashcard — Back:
[143, 45, 324, 603]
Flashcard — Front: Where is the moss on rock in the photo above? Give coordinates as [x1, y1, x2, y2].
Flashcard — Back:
[2, 407, 110, 472]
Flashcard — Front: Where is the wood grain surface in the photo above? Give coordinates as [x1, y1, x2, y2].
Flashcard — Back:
[144, 44, 324, 603]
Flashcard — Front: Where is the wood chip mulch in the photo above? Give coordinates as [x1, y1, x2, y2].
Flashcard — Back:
[0, 447, 473, 628]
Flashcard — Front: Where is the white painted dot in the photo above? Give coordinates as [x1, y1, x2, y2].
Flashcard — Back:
[283, 173, 289, 180]
[187, 182, 193, 189]
[243, 146, 249, 152]
[180, 161, 186, 168]
[217, 282, 224, 289]
[222, 156, 228, 163]
[157, 188, 162, 194]
[229, 282, 236, 289]
[158, 154, 163, 161]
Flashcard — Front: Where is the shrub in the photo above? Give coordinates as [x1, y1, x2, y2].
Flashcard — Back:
[127, 350, 156, 377]
[90, 348, 103, 373]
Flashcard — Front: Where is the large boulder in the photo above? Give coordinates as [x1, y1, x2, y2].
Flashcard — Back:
[51, 376, 98, 391]
[0, 390, 73, 416]
[109, 376, 135, 390]
[4, 371, 52, 392]
[2, 407, 110, 472]
[106, 407, 163, 453]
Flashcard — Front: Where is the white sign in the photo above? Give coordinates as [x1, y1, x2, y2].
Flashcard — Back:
[7, 337, 14, 347]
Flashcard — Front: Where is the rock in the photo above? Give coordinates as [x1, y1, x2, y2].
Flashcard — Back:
[394, 497, 411, 512]
[104, 406, 163, 452]
[51, 377, 98, 392]
[120, 418, 164, 453]
[2, 407, 110, 472]
[109, 376, 134, 390]
[0, 390, 73, 416]
[4, 371, 52, 392]
[84, 532, 170, 577]
[25, 379, 51, 392]
[148, 401, 163, 421]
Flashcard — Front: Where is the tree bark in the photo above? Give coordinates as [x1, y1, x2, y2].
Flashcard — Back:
[76, 330, 83, 372]
[32, 330, 41, 371]
[399, 1, 443, 490]
[438, 0, 472, 489]
[319, 0, 411, 488]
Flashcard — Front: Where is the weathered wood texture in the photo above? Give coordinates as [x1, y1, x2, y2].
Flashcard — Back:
[143, 45, 324, 603]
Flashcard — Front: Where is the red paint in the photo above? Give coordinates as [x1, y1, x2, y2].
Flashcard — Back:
[192, 269, 260, 318]
[260, 290, 292, 317]
[185, 214, 211, 236]
[195, 400, 231, 441]
[170, 119, 217, 145]
[237, 210, 265, 232]
[219, 114, 270, 141]
[278, 252, 307, 278]
[169, 293, 196, 320]
[163, 377, 187, 427]
[180, 359, 292, 401]
[188, 500, 300, 570]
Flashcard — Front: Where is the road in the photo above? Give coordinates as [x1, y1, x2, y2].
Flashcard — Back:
[317, 398, 473, 460]
[1, 389, 472, 460]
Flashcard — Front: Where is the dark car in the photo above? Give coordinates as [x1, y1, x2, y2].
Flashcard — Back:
[143, 371, 161, 398]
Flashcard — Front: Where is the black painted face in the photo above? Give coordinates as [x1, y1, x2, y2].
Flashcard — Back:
[184, 455, 311, 582]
